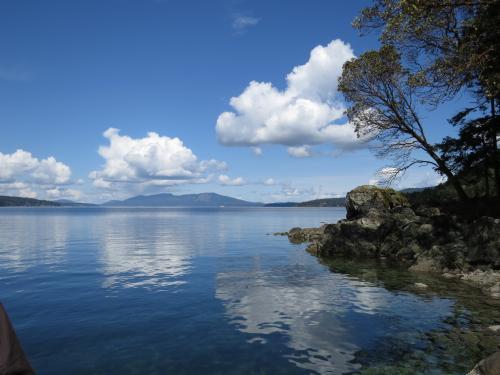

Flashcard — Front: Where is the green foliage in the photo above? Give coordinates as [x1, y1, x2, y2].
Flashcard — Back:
[436, 107, 499, 198]
[353, 0, 499, 102]
[346, 0, 500, 202]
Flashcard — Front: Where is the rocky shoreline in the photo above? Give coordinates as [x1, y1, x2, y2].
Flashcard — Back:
[284, 185, 500, 298]
[282, 185, 500, 374]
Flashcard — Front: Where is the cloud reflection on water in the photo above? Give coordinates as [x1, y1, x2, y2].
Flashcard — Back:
[0, 212, 69, 271]
[98, 211, 194, 290]
[216, 261, 452, 374]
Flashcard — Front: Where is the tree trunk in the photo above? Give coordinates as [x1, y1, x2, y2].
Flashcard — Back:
[412, 132, 469, 202]
[428, 148, 469, 202]
[491, 98, 500, 198]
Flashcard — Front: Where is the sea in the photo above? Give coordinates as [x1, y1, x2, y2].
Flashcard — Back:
[0, 207, 493, 374]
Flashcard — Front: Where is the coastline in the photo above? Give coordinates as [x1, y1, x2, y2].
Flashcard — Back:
[282, 185, 500, 373]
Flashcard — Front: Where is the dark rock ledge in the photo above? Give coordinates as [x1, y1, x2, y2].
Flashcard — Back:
[283, 185, 500, 374]
[285, 185, 500, 297]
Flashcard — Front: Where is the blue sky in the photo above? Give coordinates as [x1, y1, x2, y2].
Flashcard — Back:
[0, 0, 468, 203]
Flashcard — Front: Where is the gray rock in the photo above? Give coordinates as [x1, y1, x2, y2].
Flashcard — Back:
[414, 282, 428, 289]
[487, 325, 500, 333]
[345, 185, 410, 219]
[288, 185, 500, 290]
[409, 255, 442, 273]
[466, 351, 500, 375]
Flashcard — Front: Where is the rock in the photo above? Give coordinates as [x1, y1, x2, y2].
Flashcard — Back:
[486, 282, 500, 298]
[487, 325, 500, 333]
[414, 282, 428, 289]
[345, 185, 410, 219]
[466, 351, 500, 375]
[287, 185, 500, 291]
[415, 206, 441, 217]
[409, 255, 443, 273]
[460, 271, 500, 287]
[287, 226, 325, 244]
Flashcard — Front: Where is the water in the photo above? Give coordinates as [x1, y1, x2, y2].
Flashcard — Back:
[0, 207, 494, 374]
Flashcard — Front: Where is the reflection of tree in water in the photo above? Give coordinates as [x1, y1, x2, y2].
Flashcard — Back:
[216, 260, 455, 374]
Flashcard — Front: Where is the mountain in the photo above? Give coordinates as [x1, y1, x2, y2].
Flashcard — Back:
[399, 187, 430, 194]
[54, 199, 97, 207]
[298, 197, 345, 207]
[265, 197, 346, 207]
[0, 196, 61, 207]
[101, 192, 263, 207]
[264, 202, 298, 207]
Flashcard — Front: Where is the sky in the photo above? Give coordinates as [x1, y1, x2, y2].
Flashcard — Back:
[0, 0, 469, 203]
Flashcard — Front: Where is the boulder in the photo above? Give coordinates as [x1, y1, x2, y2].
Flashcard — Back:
[288, 185, 500, 292]
[467, 351, 500, 375]
[287, 226, 325, 244]
[345, 185, 410, 219]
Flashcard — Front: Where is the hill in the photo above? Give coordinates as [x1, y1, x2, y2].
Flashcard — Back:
[265, 197, 346, 207]
[0, 196, 61, 207]
[101, 192, 263, 207]
[54, 199, 97, 207]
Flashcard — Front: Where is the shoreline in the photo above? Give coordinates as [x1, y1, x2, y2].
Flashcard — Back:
[282, 185, 500, 373]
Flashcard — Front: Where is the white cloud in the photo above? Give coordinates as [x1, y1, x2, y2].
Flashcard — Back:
[368, 167, 400, 186]
[45, 187, 82, 201]
[287, 145, 311, 158]
[232, 16, 260, 30]
[0, 149, 73, 199]
[216, 39, 366, 154]
[90, 128, 226, 190]
[31, 157, 71, 184]
[0, 149, 71, 185]
[263, 178, 275, 186]
[218, 174, 245, 186]
[369, 167, 446, 189]
[0, 182, 37, 198]
[251, 147, 262, 156]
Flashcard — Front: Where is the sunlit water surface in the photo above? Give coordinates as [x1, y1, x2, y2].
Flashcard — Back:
[0, 207, 487, 374]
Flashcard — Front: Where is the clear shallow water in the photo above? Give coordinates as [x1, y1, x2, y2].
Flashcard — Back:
[0, 207, 481, 374]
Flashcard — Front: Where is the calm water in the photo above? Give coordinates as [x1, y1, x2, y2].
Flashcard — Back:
[0, 207, 481, 374]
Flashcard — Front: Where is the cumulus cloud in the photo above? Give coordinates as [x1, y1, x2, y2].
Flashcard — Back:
[263, 178, 275, 186]
[0, 182, 37, 198]
[218, 174, 245, 186]
[216, 39, 366, 154]
[369, 167, 446, 188]
[0, 149, 71, 186]
[45, 187, 82, 201]
[287, 145, 311, 158]
[90, 128, 226, 189]
[0, 149, 74, 199]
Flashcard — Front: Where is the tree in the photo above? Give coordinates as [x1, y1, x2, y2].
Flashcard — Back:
[436, 108, 497, 198]
[352, 0, 500, 198]
[338, 45, 469, 201]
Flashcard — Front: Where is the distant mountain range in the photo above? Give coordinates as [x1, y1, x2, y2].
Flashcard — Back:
[265, 197, 345, 207]
[102, 192, 262, 207]
[0, 193, 347, 208]
[53, 199, 97, 207]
